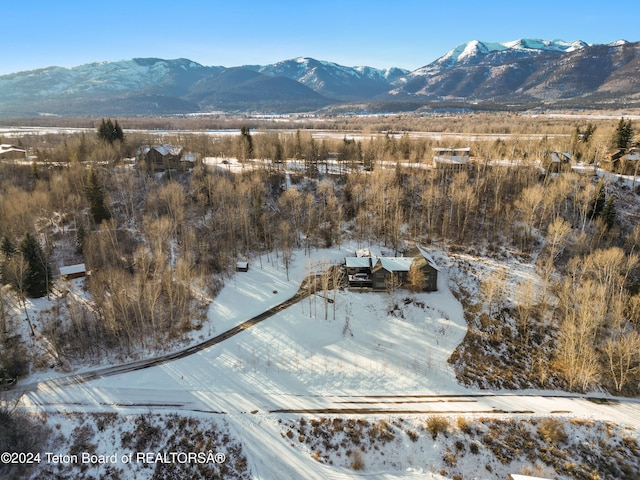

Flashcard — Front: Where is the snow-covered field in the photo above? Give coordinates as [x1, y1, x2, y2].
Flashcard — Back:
[7, 242, 640, 479]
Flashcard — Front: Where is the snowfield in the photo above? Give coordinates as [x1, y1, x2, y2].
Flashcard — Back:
[7, 243, 640, 479]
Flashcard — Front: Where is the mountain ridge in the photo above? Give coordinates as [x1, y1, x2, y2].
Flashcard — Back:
[1, 38, 639, 115]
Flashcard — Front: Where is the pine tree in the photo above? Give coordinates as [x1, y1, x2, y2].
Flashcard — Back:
[0, 236, 15, 258]
[19, 233, 51, 298]
[582, 123, 596, 143]
[238, 126, 253, 161]
[97, 118, 125, 144]
[612, 118, 633, 150]
[602, 197, 616, 230]
[75, 222, 86, 254]
[85, 168, 111, 224]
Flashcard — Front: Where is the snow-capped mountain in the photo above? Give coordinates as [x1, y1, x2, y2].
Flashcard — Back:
[0, 38, 639, 115]
[245, 57, 409, 100]
[391, 38, 640, 107]
[409, 38, 589, 77]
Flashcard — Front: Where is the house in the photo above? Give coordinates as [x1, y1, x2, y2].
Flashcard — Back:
[413, 246, 440, 292]
[0, 144, 27, 160]
[542, 151, 572, 173]
[621, 148, 640, 176]
[432, 147, 471, 167]
[370, 256, 414, 290]
[602, 148, 626, 172]
[59, 263, 87, 280]
[345, 246, 439, 291]
[603, 147, 640, 176]
[136, 145, 196, 172]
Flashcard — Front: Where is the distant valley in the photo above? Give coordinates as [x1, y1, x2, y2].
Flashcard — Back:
[1, 38, 639, 116]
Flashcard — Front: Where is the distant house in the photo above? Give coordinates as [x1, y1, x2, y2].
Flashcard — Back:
[624, 149, 640, 176]
[59, 263, 87, 280]
[602, 148, 626, 172]
[0, 144, 27, 160]
[432, 147, 471, 167]
[136, 145, 196, 172]
[542, 151, 572, 173]
[345, 246, 439, 292]
[603, 147, 640, 175]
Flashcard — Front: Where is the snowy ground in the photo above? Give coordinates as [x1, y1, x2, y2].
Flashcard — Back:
[7, 242, 640, 479]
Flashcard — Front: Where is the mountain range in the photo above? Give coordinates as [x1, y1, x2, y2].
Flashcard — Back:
[1, 39, 639, 116]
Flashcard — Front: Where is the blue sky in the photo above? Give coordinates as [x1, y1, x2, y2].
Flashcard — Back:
[3, 1, 639, 75]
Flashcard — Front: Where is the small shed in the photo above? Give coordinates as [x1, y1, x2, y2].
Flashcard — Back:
[236, 261, 249, 272]
[60, 263, 87, 280]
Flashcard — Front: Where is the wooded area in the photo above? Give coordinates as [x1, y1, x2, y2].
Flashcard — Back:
[1, 113, 639, 395]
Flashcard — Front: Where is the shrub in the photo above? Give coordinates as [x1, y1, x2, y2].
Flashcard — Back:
[443, 449, 458, 467]
[456, 416, 472, 434]
[426, 416, 450, 440]
[406, 429, 419, 442]
[538, 417, 568, 445]
[350, 450, 365, 470]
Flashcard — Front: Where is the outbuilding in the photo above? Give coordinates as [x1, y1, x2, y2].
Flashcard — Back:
[59, 263, 87, 280]
[236, 261, 249, 272]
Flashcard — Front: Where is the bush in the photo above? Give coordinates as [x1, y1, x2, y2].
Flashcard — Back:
[537, 417, 568, 445]
[406, 429, 419, 442]
[426, 416, 450, 440]
[456, 416, 472, 434]
[350, 450, 365, 470]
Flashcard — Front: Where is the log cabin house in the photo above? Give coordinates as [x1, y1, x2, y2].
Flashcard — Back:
[136, 145, 196, 173]
[345, 246, 439, 292]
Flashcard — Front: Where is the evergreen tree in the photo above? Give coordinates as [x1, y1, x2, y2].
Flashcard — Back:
[612, 118, 633, 150]
[0, 236, 15, 258]
[19, 233, 51, 298]
[85, 168, 111, 224]
[97, 118, 125, 144]
[590, 180, 606, 220]
[75, 222, 86, 254]
[238, 126, 253, 161]
[582, 123, 596, 143]
[602, 197, 617, 230]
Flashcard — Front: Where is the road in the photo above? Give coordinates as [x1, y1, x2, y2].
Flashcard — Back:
[4, 263, 640, 432]
[7, 284, 314, 397]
